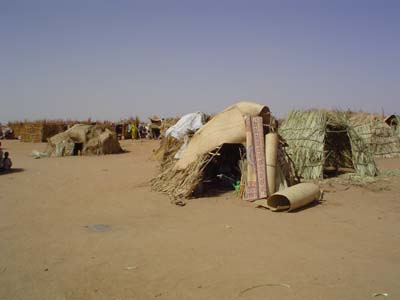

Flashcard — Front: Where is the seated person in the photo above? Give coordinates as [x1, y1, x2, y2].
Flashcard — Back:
[1, 152, 12, 171]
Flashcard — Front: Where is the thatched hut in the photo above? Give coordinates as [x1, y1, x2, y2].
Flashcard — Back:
[384, 114, 400, 136]
[350, 113, 400, 158]
[151, 102, 295, 200]
[42, 124, 122, 157]
[279, 110, 378, 180]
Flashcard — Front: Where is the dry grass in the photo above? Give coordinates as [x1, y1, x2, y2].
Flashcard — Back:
[152, 136, 184, 162]
[151, 153, 213, 200]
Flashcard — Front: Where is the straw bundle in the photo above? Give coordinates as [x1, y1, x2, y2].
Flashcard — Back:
[152, 136, 184, 162]
[151, 153, 213, 200]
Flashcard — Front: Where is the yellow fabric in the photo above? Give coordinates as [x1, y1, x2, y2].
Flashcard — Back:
[131, 124, 138, 140]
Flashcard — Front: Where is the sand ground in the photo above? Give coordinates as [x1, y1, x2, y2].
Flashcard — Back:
[1, 139, 399, 300]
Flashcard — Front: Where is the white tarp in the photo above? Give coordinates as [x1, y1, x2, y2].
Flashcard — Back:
[165, 112, 206, 140]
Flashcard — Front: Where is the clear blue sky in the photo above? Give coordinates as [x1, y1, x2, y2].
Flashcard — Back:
[0, 0, 399, 123]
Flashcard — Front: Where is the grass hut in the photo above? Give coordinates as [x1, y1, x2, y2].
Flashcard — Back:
[350, 113, 400, 158]
[384, 114, 400, 136]
[279, 110, 378, 180]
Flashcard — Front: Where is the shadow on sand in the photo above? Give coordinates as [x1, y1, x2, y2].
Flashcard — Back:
[0, 168, 24, 176]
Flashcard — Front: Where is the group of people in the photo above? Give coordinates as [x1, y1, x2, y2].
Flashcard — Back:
[0, 142, 12, 172]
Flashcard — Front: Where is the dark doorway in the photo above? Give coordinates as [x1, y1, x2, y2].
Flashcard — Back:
[324, 125, 354, 177]
[196, 143, 245, 196]
[73, 143, 83, 156]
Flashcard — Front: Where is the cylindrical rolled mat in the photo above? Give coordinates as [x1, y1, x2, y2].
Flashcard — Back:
[265, 133, 278, 195]
[267, 183, 320, 212]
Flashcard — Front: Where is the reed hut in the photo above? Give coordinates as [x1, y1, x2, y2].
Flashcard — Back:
[279, 110, 378, 180]
[384, 114, 400, 136]
[151, 102, 296, 200]
[350, 113, 400, 158]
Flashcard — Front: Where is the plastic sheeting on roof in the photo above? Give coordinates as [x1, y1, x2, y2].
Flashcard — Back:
[165, 112, 206, 140]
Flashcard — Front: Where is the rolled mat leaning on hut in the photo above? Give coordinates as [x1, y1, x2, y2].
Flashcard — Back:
[151, 101, 319, 211]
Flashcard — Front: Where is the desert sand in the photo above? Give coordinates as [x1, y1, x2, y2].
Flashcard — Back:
[1, 139, 400, 300]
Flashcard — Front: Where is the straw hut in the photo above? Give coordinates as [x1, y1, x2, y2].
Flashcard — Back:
[279, 110, 378, 180]
[151, 102, 296, 200]
[42, 124, 122, 157]
[384, 114, 400, 136]
[349, 113, 400, 158]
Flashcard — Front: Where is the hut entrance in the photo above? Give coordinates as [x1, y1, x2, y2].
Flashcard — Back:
[197, 143, 245, 196]
[324, 125, 354, 177]
[73, 143, 83, 156]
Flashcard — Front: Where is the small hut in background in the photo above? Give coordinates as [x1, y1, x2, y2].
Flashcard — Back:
[384, 114, 400, 136]
[350, 113, 400, 158]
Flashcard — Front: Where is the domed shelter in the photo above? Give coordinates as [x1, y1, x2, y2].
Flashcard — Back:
[152, 101, 296, 201]
[44, 124, 123, 157]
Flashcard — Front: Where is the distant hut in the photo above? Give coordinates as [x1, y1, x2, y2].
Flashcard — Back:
[350, 113, 400, 158]
[384, 114, 400, 136]
[43, 124, 122, 157]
